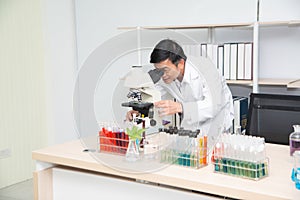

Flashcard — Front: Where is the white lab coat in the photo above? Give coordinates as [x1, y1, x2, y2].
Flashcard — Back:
[155, 56, 234, 134]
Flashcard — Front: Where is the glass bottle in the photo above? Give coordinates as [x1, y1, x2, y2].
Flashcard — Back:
[289, 125, 300, 156]
[291, 150, 300, 190]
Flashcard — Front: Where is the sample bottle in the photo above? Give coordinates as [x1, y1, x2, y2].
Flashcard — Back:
[291, 150, 300, 190]
[289, 125, 300, 156]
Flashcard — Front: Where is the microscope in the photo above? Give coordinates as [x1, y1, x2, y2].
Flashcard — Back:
[121, 66, 164, 130]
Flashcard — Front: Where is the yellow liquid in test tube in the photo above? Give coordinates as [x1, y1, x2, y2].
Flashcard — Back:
[199, 137, 203, 165]
[203, 135, 207, 165]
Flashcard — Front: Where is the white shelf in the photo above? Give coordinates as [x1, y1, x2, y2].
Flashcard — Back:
[259, 20, 300, 27]
[118, 20, 300, 30]
[287, 79, 300, 88]
[227, 78, 300, 88]
[118, 22, 253, 30]
[259, 78, 297, 86]
[226, 80, 253, 86]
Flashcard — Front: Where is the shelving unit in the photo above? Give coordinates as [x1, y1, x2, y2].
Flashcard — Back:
[119, 17, 300, 92]
[259, 20, 300, 27]
[118, 22, 253, 30]
[256, 20, 300, 90]
[226, 78, 300, 88]
[287, 79, 300, 89]
[119, 23, 259, 92]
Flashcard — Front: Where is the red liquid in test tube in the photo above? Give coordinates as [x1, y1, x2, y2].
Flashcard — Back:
[102, 127, 108, 152]
[99, 130, 104, 151]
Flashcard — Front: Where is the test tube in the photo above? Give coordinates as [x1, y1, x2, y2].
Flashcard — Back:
[199, 136, 203, 166]
[203, 135, 207, 165]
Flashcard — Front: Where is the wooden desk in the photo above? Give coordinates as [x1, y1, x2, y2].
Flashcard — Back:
[32, 139, 299, 200]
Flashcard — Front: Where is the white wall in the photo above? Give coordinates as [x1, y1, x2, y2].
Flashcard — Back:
[0, 0, 79, 189]
[41, 0, 78, 145]
[259, 0, 300, 21]
[257, 0, 300, 79]
[259, 26, 300, 79]
[75, 0, 257, 67]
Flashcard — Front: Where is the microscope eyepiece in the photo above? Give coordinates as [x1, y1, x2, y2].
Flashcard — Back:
[148, 68, 164, 84]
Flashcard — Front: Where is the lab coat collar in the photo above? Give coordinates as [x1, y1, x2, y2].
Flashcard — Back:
[175, 58, 199, 85]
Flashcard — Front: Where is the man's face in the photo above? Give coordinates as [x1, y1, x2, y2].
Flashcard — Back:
[154, 59, 180, 84]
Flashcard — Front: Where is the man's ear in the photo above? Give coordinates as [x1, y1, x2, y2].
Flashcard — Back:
[177, 59, 185, 71]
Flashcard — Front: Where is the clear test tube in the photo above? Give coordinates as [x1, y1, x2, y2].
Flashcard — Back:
[183, 131, 190, 166]
[171, 128, 178, 164]
[117, 128, 122, 154]
[203, 135, 207, 165]
[213, 141, 222, 172]
[188, 131, 194, 166]
[177, 131, 184, 165]
[192, 133, 198, 168]
[167, 130, 173, 163]
[160, 128, 168, 163]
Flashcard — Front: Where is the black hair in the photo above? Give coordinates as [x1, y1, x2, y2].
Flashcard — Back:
[150, 39, 187, 65]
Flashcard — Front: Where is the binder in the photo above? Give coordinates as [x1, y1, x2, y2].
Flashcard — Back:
[233, 96, 249, 133]
[201, 43, 207, 57]
[223, 43, 231, 80]
[217, 45, 224, 76]
[237, 43, 245, 80]
[230, 43, 238, 80]
[244, 43, 253, 80]
[212, 44, 218, 68]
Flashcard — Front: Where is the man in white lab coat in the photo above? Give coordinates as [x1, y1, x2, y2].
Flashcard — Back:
[127, 39, 233, 134]
[149, 39, 234, 134]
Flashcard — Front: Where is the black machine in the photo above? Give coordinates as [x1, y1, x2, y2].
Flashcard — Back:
[246, 93, 300, 145]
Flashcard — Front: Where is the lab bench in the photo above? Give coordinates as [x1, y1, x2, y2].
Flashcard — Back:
[32, 138, 299, 200]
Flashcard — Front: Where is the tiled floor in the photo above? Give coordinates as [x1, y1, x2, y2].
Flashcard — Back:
[0, 179, 33, 200]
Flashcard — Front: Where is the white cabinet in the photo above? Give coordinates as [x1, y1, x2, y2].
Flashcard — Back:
[52, 167, 219, 200]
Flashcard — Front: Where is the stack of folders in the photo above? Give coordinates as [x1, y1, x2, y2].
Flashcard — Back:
[182, 43, 253, 80]
[232, 96, 249, 134]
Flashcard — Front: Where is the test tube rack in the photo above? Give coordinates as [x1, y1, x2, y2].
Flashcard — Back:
[98, 122, 162, 158]
[98, 123, 208, 168]
[212, 134, 269, 180]
[160, 144, 208, 169]
[213, 158, 269, 180]
[158, 127, 208, 169]
[98, 127, 129, 155]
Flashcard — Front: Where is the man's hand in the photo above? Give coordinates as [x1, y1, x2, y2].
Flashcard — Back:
[154, 100, 182, 117]
[126, 110, 139, 121]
